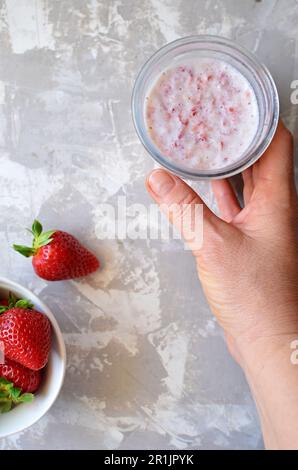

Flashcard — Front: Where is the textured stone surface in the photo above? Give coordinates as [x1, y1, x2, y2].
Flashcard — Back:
[0, 0, 297, 450]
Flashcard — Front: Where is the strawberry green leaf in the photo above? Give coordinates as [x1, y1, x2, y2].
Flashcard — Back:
[0, 400, 12, 413]
[38, 238, 54, 248]
[14, 299, 34, 309]
[32, 220, 43, 238]
[33, 230, 56, 249]
[0, 377, 35, 412]
[17, 393, 34, 403]
[10, 386, 21, 401]
[13, 244, 36, 258]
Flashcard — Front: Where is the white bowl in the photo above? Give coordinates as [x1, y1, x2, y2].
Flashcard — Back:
[0, 277, 66, 438]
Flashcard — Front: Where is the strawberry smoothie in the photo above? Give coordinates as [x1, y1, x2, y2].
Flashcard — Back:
[145, 58, 259, 170]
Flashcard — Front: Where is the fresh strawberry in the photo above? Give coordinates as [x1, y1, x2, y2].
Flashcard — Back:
[0, 358, 41, 393]
[13, 220, 100, 281]
[0, 302, 51, 371]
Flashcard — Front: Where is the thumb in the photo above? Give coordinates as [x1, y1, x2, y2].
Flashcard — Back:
[146, 169, 227, 253]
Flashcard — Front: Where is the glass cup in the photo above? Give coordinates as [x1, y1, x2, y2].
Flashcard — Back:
[132, 35, 279, 180]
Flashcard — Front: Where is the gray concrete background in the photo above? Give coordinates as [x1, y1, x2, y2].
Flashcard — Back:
[0, 0, 297, 450]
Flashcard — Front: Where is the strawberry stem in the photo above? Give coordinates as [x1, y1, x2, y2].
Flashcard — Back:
[13, 220, 56, 258]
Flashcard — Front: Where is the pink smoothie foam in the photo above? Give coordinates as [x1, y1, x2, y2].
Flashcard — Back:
[146, 58, 259, 170]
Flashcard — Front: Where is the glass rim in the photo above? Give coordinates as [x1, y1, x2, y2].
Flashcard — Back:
[132, 35, 280, 180]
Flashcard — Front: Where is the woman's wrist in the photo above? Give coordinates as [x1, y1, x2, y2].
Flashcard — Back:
[230, 301, 298, 374]
[240, 334, 298, 449]
[240, 333, 298, 377]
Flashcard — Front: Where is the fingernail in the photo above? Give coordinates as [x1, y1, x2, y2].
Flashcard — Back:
[148, 170, 176, 197]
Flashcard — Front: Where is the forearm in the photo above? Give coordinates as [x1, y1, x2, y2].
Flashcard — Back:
[241, 334, 298, 449]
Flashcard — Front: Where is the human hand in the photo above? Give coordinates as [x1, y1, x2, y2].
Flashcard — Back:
[146, 121, 298, 449]
[146, 121, 298, 366]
